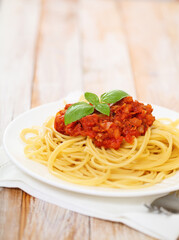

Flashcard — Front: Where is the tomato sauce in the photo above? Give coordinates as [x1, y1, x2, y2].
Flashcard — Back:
[54, 97, 155, 149]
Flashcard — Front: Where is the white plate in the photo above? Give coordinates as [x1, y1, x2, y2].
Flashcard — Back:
[3, 92, 179, 197]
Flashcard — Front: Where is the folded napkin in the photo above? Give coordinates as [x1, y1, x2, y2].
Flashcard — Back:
[0, 146, 179, 240]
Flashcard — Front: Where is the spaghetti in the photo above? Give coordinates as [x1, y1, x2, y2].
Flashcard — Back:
[20, 117, 179, 189]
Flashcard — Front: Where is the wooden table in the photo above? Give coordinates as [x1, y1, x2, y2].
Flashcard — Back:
[1, 0, 179, 239]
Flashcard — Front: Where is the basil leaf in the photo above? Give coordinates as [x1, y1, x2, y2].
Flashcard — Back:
[101, 90, 129, 104]
[95, 103, 110, 116]
[84, 92, 99, 106]
[64, 102, 94, 125]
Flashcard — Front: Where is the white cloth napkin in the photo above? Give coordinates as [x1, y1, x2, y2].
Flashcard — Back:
[0, 146, 179, 240]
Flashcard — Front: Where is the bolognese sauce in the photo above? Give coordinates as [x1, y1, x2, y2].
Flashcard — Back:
[54, 97, 155, 149]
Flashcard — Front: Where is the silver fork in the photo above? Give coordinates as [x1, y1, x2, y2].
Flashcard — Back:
[145, 191, 179, 215]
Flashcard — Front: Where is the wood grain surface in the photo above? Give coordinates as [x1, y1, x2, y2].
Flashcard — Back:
[0, 0, 179, 239]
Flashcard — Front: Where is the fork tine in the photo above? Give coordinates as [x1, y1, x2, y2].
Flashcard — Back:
[146, 192, 179, 214]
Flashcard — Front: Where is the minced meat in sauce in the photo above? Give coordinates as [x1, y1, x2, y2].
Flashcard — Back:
[54, 96, 155, 149]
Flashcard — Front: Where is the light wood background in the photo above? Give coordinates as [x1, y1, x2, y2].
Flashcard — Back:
[0, 0, 179, 239]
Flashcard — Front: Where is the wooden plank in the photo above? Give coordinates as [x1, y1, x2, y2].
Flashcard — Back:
[20, 195, 89, 240]
[0, 189, 22, 240]
[119, 1, 179, 111]
[80, 0, 135, 97]
[31, 0, 82, 107]
[90, 218, 154, 240]
[20, 0, 89, 239]
[159, 1, 179, 91]
[0, 0, 41, 142]
[0, 0, 41, 240]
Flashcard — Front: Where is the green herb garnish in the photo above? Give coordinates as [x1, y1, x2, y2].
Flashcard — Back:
[64, 90, 129, 125]
[84, 92, 99, 106]
[101, 90, 129, 104]
[84, 92, 110, 116]
[64, 102, 94, 125]
[95, 103, 110, 116]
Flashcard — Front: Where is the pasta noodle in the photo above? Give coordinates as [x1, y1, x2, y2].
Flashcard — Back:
[20, 117, 179, 189]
